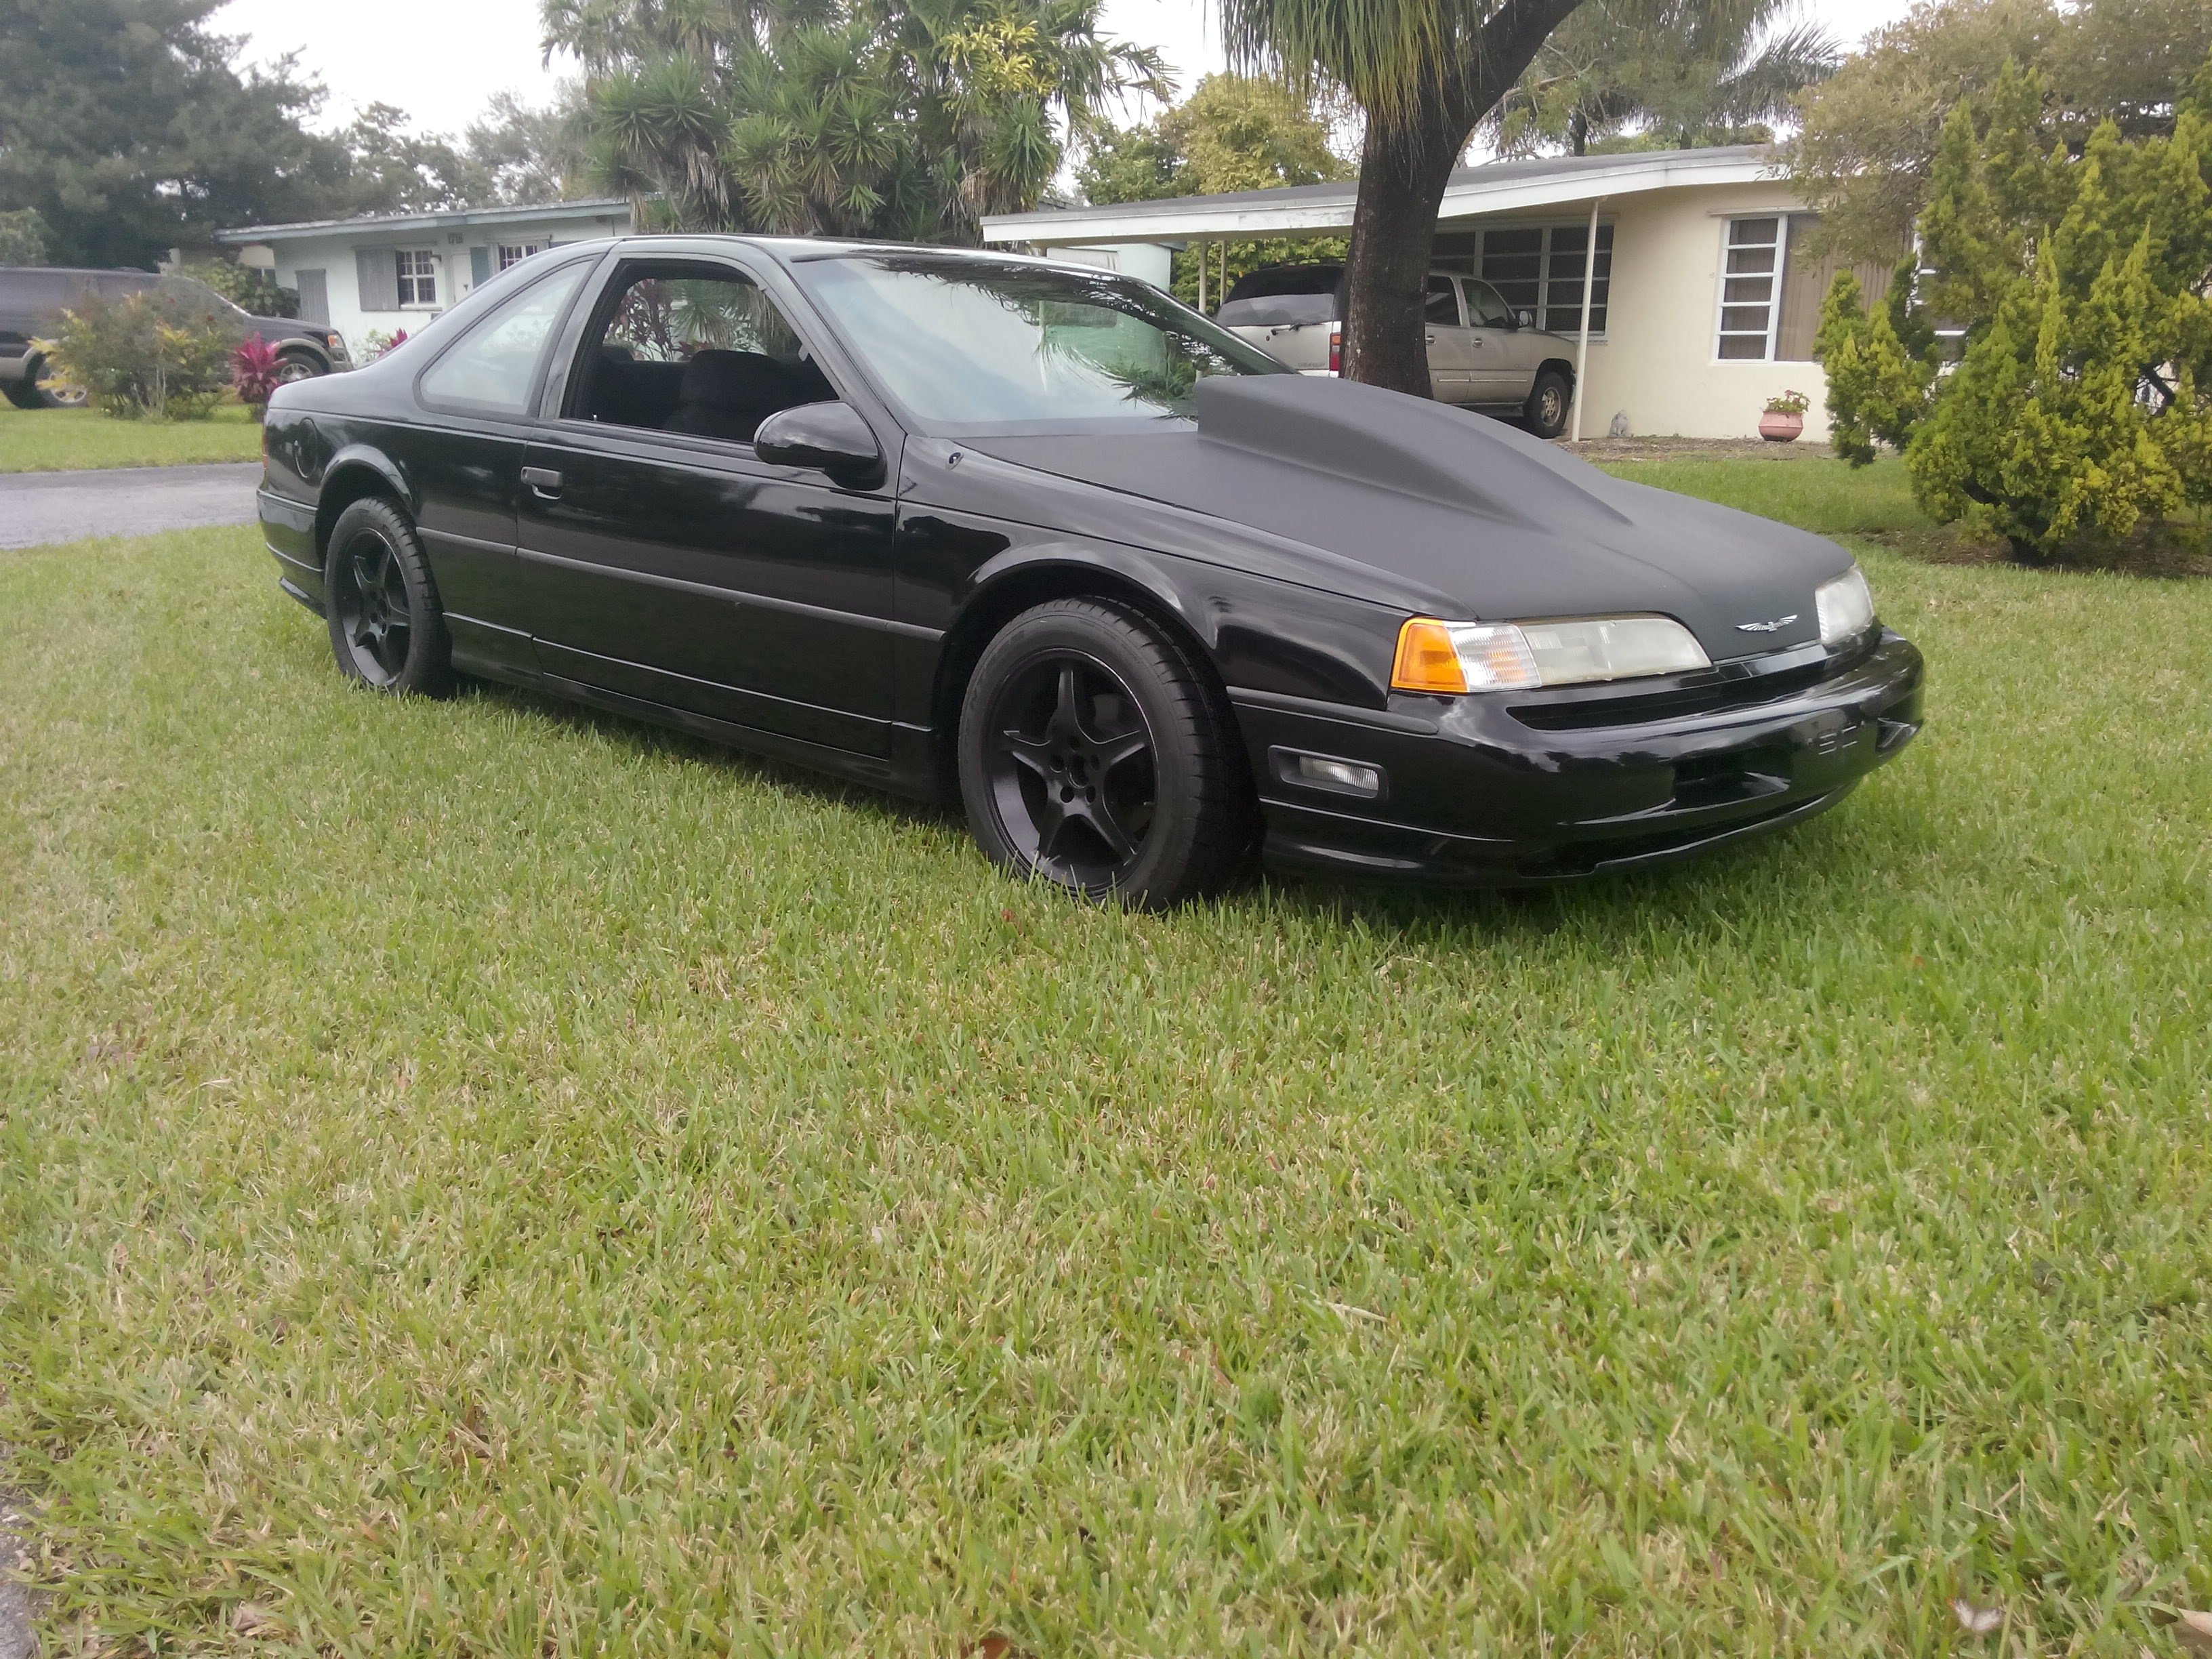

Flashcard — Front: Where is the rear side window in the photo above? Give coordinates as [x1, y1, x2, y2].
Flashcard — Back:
[1425, 276, 1461, 325]
[417, 260, 590, 415]
[1216, 264, 1343, 329]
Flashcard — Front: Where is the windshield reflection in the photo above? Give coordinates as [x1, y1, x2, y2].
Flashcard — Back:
[795, 253, 1290, 433]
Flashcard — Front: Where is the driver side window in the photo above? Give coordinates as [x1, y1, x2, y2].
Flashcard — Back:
[572, 264, 835, 443]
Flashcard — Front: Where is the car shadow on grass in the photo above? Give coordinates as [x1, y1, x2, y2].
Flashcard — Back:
[443, 663, 1908, 952]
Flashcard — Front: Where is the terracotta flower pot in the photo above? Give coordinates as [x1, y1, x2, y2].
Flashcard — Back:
[1759, 410, 1805, 443]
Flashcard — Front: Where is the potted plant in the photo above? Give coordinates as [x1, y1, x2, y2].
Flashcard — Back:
[1759, 389, 1810, 443]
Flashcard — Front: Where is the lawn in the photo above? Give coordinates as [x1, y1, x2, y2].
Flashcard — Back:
[1597, 450, 1936, 537]
[2, 492, 2209, 1654]
[0, 401, 263, 473]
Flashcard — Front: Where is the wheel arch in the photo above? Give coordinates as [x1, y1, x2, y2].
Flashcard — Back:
[1536, 356, 1577, 387]
[928, 547, 1228, 792]
[314, 451, 415, 565]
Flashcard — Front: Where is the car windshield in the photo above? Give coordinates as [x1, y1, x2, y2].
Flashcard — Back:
[794, 253, 1291, 433]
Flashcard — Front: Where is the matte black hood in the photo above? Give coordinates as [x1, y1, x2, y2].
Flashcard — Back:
[965, 375, 1856, 661]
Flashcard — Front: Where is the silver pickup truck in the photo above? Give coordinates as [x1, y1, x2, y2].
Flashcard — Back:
[1215, 262, 1579, 439]
[1, 267, 349, 409]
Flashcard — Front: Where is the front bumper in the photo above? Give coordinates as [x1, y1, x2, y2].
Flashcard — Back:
[1233, 628, 1925, 884]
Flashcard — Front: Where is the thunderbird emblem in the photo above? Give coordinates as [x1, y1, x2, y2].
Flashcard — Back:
[1735, 613, 1799, 633]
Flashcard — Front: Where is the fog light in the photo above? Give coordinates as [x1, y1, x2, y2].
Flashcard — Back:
[1274, 748, 1384, 799]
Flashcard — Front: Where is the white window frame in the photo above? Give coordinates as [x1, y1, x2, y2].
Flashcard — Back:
[1713, 215, 1797, 363]
[395, 248, 439, 309]
[497, 243, 544, 272]
[1454, 220, 1614, 340]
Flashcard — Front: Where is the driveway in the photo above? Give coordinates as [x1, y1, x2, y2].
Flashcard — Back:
[0, 462, 262, 550]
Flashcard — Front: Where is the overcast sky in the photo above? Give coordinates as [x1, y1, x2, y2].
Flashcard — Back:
[212, 0, 1926, 144]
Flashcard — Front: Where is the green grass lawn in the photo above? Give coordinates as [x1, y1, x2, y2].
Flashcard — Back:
[3, 506, 2209, 1654]
[1599, 451, 1936, 537]
[0, 401, 263, 473]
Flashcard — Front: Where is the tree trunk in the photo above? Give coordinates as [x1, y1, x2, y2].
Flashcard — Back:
[1338, 0, 1594, 396]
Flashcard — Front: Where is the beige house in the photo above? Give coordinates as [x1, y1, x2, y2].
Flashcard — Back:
[981, 146, 1890, 443]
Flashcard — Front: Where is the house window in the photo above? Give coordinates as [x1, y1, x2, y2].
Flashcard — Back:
[396, 249, 438, 308]
[497, 243, 544, 272]
[1717, 218, 1787, 359]
[1477, 223, 1612, 335]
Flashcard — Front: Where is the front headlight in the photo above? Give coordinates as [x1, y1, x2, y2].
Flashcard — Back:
[1815, 565, 1875, 645]
[1392, 614, 1711, 693]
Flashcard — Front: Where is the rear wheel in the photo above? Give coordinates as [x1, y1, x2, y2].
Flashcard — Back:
[324, 497, 453, 697]
[958, 598, 1250, 909]
[1523, 369, 1572, 439]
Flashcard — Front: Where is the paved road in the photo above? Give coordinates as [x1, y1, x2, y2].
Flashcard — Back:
[0, 462, 262, 550]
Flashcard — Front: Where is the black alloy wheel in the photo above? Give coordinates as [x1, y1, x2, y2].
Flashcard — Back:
[1525, 369, 1572, 440]
[323, 496, 452, 696]
[958, 598, 1251, 908]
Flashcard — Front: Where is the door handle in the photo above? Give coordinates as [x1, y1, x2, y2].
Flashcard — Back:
[1471, 336, 1484, 346]
[1424, 332, 1436, 343]
[521, 466, 562, 498]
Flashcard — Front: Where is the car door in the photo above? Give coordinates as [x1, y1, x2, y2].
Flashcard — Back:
[1422, 274, 1475, 401]
[514, 255, 900, 758]
[1460, 278, 1529, 405]
[402, 252, 598, 679]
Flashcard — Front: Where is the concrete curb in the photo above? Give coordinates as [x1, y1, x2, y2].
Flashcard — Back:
[0, 1491, 37, 1659]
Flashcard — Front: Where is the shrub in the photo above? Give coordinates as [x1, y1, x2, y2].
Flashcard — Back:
[1813, 55, 2212, 559]
[231, 335, 284, 420]
[43, 288, 233, 420]
[184, 258, 300, 319]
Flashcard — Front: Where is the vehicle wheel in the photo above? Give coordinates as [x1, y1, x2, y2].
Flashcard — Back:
[1523, 369, 1572, 440]
[958, 597, 1250, 909]
[324, 497, 453, 696]
[273, 351, 324, 384]
[7, 355, 89, 410]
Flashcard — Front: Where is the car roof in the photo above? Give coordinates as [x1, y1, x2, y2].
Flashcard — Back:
[594, 233, 1082, 272]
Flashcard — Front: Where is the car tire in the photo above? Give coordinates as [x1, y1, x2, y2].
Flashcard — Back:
[958, 597, 1251, 909]
[273, 350, 325, 384]
[323, 496, 454, 697]
[7, 355, 89, 410]
[1523, 369, 1572, 440]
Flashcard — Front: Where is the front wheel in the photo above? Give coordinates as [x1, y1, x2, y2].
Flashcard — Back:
[324, 497, 453, 696]
[273, 351, 325, 385]
[6, 356, 89, 410]
[1523, 369, 1572, 440]
[958, 598, 1251, 909]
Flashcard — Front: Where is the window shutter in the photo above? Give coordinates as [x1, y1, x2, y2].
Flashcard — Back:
[356, 247, 399, 312]
[294, 269, 329, 325]
[470, 246, 491, 287]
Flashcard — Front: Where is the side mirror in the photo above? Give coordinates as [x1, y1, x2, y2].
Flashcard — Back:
[1515, 309, 1536, 330]
[753, 400, 884, 488]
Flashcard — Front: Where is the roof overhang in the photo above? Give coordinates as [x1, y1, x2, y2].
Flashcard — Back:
[216, 198, 634, 246]
[982, 148, 1784, 247]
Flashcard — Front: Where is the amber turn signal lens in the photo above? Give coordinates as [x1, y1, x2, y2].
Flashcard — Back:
[1391, 618, 1471, 694]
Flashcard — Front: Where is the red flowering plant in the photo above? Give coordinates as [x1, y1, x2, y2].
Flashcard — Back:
[231, 335, 283, 421]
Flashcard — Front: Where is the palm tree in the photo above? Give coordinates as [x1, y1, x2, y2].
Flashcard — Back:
[546, 0, 1168, 243]
[1220, 0, 1597, 396]
[1488, 0, 1839, 157]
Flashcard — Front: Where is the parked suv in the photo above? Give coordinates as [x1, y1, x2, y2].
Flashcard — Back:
[0, 267, 350, 409]
[1215, 262, 1579, 438]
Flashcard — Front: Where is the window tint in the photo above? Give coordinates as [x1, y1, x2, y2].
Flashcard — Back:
[1425, 276, 1461, 326]
[417, 260, 588, 414]
[573, 265, 835, 442]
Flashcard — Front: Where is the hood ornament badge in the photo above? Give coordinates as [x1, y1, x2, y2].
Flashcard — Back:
[1735, 613, 1799, 634]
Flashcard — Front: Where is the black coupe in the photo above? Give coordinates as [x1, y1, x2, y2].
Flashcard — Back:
[256, 237, 1924, 907]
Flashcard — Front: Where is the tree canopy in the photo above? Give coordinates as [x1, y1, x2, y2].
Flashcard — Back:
[1787, 0, 2212, 260]
[1486, 0, 1837, 157]
[0, 0, 351, 268]
[544, 0, 1169, 243]
[1078, 73, 1351, 203]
